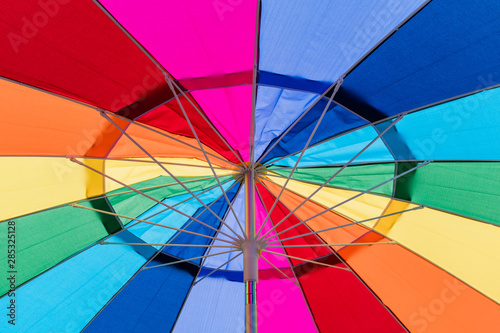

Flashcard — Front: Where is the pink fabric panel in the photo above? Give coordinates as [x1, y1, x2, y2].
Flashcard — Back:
[257, 278, 317, 332]
[255, 190, 289, 269]
[191, 86, 251, 161]
[99, 0, 256, 80]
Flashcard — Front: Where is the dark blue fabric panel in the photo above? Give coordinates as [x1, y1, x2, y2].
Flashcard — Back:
[338, 0, 500, 119]
[258, 70, 330, 94]
[161, 185, 239, 264]
[84, 258, 197, 333]
[84, 186, 239, 333]
[262, 96, 367, 162]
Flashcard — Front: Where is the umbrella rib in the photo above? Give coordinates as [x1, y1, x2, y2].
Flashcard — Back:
[76, 176, 224, 204]
[163, 78, 246, 167]
[99, 112, 244, 240]
[255, 79, 343, 165]
[92, 0, 243, 169]
[259, 255, 299, 287]
[254, 183, 274, 238]
[164, 76, 247, 239]
[100, 242, 236, 248]
[266, 242, 396, 248]
[261, 161, 431, 242]
[268, 205, 424, 243]
[143, 249, 240, 270]
[194, 252, 243, 285]
[261, 250, 350, 272]
[259, 114, 405, 240]
[96, 157, 234, 170]
[100, 109, 239, 168]
[255, 78, 343, 238]
[69, 158, 242, 241]
[71, 203, 236, 245]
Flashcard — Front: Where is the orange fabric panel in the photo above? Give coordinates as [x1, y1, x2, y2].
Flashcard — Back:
[0, 78, 118, 157]
[339, 232, 500, 333]
[262, 179, 367, 249]
[107, 120, 234, 169]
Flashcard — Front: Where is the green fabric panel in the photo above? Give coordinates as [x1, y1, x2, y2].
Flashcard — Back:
[270, 163, 395, 196]
[107, 176, 232, 225]
[394, 162, 418, 201]
[90, 198, 122, 234]
[0, 201, 109, 296]
[395, 162, 500, 225]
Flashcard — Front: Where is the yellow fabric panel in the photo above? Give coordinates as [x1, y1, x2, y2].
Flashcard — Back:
[0, 157, 103, 220]
[368, 199, 417, 233]
[103, 158, 235, 192]
[266, 174, 391, 221]
[377, 202, 500, 303]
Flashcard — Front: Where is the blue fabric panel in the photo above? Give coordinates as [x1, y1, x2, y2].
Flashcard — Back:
[261, 96, 367, 163]
[254, 86, 320, 160]
[259, 0, 425, 83]
[394, 87, 500, 160]
[202, 189, 246, 271]
[0, 236, 147, 333]
[338, 0, 500, 119]
[258, 71, 330, 94]
[271, 125, 394, 167]
[163, 185, 239, 264]
[172, 275, 245, 333]
[84, 258, 197, 333]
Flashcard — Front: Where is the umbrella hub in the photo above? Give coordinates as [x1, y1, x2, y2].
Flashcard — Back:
[236, 238, 265, 282]
[233, 162, 267, 183]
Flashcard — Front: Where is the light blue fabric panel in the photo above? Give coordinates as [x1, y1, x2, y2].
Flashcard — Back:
[259, 0, 426, 83]
[172, 275, 245, 333]
[394, 87, 500, 160]
[129, 183, 231, 249]
[0, 238, 147, 333]
[254, 86, 319, 159]
[271, 125, 394, 167]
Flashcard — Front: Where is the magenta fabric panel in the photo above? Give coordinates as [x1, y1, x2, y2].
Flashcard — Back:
[257, 277, 317, 332]
[99, 0, 256, 80]
[191, 86, 252, 161]
[255, 190, 290, 269]
[0, 0, 172, 112]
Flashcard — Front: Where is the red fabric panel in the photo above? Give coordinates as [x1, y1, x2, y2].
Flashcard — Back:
[257, 183, 331, 265]
[257, 184, 406, 332]
[137, 96, 242, 164]
[0, 0, 173, 112]
[296, 264, 406, 332]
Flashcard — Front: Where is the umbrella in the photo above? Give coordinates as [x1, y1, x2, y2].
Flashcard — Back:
[1, 0, 500, 332]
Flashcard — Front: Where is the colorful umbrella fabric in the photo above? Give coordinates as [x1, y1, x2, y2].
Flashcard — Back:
[1, 1, 500, 332]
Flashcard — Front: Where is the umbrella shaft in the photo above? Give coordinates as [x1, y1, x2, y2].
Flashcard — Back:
[244, 167, 257, 332]
[245, 281, 257, 333]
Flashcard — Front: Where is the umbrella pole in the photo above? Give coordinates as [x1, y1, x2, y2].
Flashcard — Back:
[244, 168, 258, 333]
